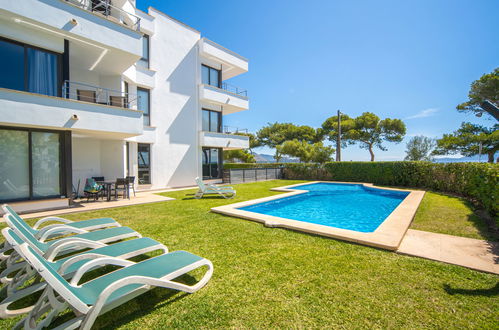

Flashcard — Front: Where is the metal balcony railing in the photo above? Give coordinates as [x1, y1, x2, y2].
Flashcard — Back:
[221, 82, 248, 97]
[223, 126, 248, 134]
[62, 80, 139, 109]
[65, 0, 141, 31]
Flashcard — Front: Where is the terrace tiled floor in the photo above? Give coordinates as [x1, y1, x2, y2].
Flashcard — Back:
[22, 190, 177, 219]
[398, 229, 499, 275]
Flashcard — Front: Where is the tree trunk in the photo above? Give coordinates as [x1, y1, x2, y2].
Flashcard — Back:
[488, 151, 494, 163]
[369, 145, 375, 161]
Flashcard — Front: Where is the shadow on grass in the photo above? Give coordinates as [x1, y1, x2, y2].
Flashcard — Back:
[58, 273, 200, 329]
[443, 282, 499, 296]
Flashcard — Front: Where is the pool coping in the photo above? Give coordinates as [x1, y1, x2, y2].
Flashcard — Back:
[211, 181, 425, 251]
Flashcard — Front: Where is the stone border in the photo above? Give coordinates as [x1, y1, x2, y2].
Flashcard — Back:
[211, 181, 425, 250]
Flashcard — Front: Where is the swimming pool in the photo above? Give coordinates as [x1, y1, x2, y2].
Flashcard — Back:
[237, 182, 409, 233]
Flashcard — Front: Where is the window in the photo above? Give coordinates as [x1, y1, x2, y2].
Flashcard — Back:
[0, 128, 63, 202]
[137, 88, 150, 126]
[138, 34, 150, 68]
[202, 148, 222, 179]
[138, 144, 151, 184]
[201, 64, 221, 87]
[0, 37, 61, 96]
[202, 109, 221, 132]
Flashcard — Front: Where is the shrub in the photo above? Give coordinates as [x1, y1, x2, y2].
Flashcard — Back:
[282, 162, 499, 216]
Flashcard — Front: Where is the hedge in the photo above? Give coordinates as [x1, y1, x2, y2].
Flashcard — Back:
[281, 162, 499, 216]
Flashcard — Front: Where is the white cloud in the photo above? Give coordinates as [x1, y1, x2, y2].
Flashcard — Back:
[405, 108, 439, 120]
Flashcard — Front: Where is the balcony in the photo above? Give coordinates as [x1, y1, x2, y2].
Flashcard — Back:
[65, 0, 141, 31]
[1, 0, 142, 61]
[0, 87, 143, 138]
[199, 38, 248, 80]
[199, 83, 249, 115]
[200, 131, 249, 150]
[62, 80, 139, 109]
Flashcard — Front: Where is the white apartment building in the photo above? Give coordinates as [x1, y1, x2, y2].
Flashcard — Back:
[0, 0, 249, 212]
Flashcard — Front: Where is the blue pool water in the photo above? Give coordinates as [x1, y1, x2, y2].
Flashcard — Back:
[238, 183, 409, 233]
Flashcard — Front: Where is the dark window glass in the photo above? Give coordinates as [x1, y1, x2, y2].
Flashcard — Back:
[202, 65, 210, 85]
[138, 34, 149, 68]
[137, 88, 150, 126]
[0, 130, 29, 201]
[202, 110, 210, 131]
[202, 109, 222, 132]
[0, 39, 25, 91]
[201, 65, 221, 88]
[0, 128, 62, 202]
[138, 143, 151, 184]
[0, 38, 61, 96]
[210, 111, 220, 132]
[202, 147, 221, 179]
[31, 132, 60, 197]
[209, 67, 220, 87]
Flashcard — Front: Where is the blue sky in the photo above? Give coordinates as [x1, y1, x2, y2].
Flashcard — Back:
[138, 0, 498, 161]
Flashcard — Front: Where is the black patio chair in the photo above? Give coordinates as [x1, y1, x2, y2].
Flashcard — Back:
[113, 178, 129, 200]
[126, 176, 136, 197]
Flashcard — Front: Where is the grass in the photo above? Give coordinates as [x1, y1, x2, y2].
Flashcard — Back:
[411, 191, 497, 241]
[0, 180, 497, 328]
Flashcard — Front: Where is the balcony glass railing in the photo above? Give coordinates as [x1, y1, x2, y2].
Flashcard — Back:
[221, 82, 248, 97]
[62, 80, 139, 109]
[65, 0, 141, 31]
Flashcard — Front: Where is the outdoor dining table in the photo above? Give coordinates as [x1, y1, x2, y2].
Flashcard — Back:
[96, 181, 114, 201]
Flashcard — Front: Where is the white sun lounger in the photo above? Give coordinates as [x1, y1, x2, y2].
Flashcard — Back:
[194, 177, 236, 199]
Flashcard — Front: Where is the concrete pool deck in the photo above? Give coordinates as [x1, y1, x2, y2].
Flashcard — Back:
[211, 181, 425, 251]
[398, 229, 499, 275]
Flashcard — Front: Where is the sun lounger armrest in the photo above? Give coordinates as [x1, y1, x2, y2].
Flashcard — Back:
[37, 226, 88, 242]
[58, 253, 112, 275]
[92, 259, 213, 312]
[44, 238, 106, 261]
[33, 217, 72, 229]
[70, 257, 136, 285]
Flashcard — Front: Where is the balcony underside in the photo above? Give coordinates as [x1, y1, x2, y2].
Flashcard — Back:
[0, 88, 143, 138]
[200, 131, 249, 150]
[199, 38, 248, 80]
[199, 85, 249, 115]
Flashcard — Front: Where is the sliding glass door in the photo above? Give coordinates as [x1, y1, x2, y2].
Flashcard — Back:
[0, 37, 61, 97]
[202, 147, 222, 179]
[0, 128, 63, 202]
[138, 144, 151, 184]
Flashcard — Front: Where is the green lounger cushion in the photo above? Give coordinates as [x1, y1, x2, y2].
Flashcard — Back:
[61, 218, 117, 229]
[44, 227, 138, 247]
[78, 251, 203, 305]
[28, 247, 203, 306]
[3, 205, 118, 233]
[53, 238, 162, 275]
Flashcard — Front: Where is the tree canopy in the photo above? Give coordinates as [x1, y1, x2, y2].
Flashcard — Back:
[223, 149, 256, 163]
[320, 113, 356, 148]
[347, 112, 406, 161]
[433, 122, 499, 163]
[256, 122, 318, 162]
[277, 140, 335, 164]
[404, 136, 436, 161]
[456, 68, 499, 119]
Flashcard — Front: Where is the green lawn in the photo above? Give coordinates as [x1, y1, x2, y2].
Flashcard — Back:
[411, 191, 497, 241]
[0, 180, 497, 328]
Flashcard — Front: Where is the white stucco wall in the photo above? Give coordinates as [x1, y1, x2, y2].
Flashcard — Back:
[129, 8, 202, 188]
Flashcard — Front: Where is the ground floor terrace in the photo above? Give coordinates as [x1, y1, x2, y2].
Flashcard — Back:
[0, 126, 228, 213]
[0, 180, 496, 328]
